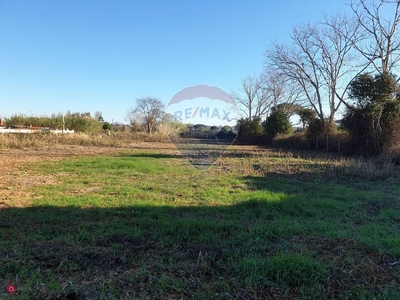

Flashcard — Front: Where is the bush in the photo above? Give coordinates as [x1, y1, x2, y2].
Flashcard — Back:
[236, 118, 266, 144]
[102, 122, 112, 131]
[342, 72, 400, 157]
[263, 110, 292, 141]
[217, 125, 236, 140]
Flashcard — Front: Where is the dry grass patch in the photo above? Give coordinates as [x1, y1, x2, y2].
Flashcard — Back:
[217, 146, 400, 182]
[0, 132, 172, 149]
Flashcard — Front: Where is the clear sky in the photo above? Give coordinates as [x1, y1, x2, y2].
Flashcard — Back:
[0, 0, 352, 124]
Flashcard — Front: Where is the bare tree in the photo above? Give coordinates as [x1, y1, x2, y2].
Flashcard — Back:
[350, 0, 400, 73]
[266, 24, 326, 120]
[267, 73, 304, 117]
[319, 13, 364, 112]
[231, 73, 271, 121]
[265, 14, 361, 121]
[232, 72, 301, 121]
[127, 97, 165, 134]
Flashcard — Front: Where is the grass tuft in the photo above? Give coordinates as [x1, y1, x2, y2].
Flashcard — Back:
[265, 253, 328, 287]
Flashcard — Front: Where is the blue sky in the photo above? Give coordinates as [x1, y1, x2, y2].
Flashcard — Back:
[0, 0, 351, 124]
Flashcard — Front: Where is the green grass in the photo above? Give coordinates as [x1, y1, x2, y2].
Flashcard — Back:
[1, 146, 400, 299]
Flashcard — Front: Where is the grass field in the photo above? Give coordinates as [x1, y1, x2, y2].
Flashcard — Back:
[1, 143, 400, 299]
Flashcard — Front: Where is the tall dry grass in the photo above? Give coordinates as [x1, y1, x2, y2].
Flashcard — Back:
[0, 132, 171, 149]
[219, 148, 398, 182]
[325, 156, 396, 181]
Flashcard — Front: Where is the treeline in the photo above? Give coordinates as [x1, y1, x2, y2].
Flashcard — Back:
[235, 72, 400, 162]
[236, 114, 343, 150]
[3, 112, 104, 134]
[178, 124, 236, 140]
[231, 0, 400, 162]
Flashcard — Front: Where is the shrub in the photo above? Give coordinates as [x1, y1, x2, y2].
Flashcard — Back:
[102, 122, 112, 131]
[263, 110, 293, 141]
[217, 125, 236, 140]
[236, 117, 266, 144]
[342, 72, 400, 157]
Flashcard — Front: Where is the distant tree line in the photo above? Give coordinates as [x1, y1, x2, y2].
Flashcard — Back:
[4, 112, 105, 134]
[179, 124, 236, 140]
[125, 97, 236, 140]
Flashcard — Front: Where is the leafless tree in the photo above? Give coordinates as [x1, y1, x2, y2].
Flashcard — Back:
[267, 73, 304, 117]
[349, 0, 400, 73]
[265, 14, 361, 121]
[319, 14, 364, 111]
[126, 97, 165, 134]
[266, 24, 326, 120]
[231, 73, 271, 121]
[232, 72, 302, 121]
